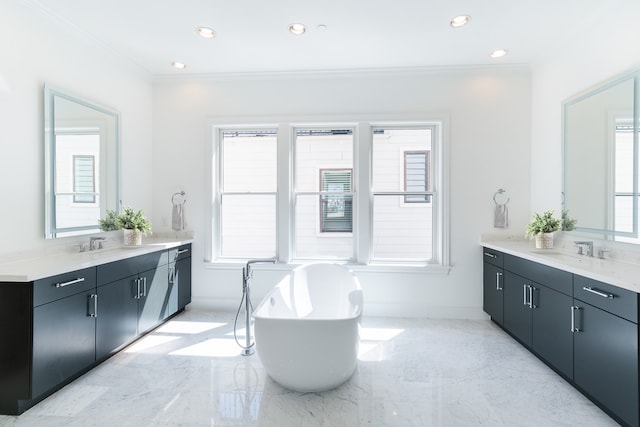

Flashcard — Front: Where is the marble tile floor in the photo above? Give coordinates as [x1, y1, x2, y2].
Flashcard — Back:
[0, 308, 619, 427]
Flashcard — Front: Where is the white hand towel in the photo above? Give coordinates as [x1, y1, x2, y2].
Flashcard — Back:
[494, 204, 508, 228]
[172, 203, 184, 230]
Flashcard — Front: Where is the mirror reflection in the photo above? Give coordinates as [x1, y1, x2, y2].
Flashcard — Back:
[44, 85, 120, 239]
[563, 71, 639, 240]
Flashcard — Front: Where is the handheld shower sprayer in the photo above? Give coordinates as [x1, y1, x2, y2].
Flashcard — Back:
[234, 258, 277, 356]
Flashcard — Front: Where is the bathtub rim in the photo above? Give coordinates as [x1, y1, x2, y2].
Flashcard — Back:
[252, 262, 363, 322]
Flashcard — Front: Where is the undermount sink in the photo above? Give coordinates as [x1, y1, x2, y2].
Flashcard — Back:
[530, 250, 564, 255]
[528, 249, 592, 264]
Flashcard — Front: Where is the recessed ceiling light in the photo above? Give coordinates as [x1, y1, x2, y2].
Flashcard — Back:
[490, 49, 508, 58]
[450, 15, 470, 28]
[196, 27, 216, 39]
[289, 23, 306, 35]
[316, 24, 328, 32]
[171, 61, 187, 70]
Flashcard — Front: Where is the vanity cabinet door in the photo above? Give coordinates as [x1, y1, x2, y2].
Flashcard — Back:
[483, 261, 504, 325]
[175, 250, 192, 311]
[32, 289, 96, 398]
[138, 263, 170, 334]
[503, 271, 533, 346]
[573, 302, 638, 427]
[531, 284, 573, 378]
[96, 276, 139, 360]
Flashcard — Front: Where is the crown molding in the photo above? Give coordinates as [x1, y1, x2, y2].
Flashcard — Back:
[153, 63, 531, 84]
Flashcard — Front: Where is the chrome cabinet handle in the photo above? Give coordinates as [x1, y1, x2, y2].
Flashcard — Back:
[142, 277, 147, 297]
[522, 284, 535, 308]
[571, 306, 580, 332]
[134, 278, 141, 299]
[495, 272, 503, 291]
[169, 265, 176, 284]
[484, 252, 497, 259]
[88, 294, 98, 318]
[55, 277, 85, 288]
[529, 286, 536, 309]
[582, 286, 614, 299]
[177, 249, 189, 255]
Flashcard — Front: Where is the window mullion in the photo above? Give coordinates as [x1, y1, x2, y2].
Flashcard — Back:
[356, 121, 371, 264]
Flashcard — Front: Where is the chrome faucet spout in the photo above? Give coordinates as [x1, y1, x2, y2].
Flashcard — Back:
[89, 237, 107, 251]
[574, 241, 594, 257]
[244, 258, 277, 282]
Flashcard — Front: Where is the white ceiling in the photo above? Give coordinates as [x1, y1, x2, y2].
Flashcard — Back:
[30, 0, 621, 76]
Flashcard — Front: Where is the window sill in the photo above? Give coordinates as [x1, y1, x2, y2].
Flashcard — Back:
[349, 263, 451, 275]
[204, 259, 451, 275]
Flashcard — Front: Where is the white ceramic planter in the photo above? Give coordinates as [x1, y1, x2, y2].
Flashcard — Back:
[123, 229, 142, 246]
[535, 232, 554, 249]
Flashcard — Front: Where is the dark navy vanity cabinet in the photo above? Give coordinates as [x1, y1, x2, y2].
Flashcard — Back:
[483, 247, 639, 427]
[573, 275, 638, 427]
[0, 243, 192, 415]
[171, 244, 192, 312]
[482, 249, 504, 326]
[32, 267, 98, 399]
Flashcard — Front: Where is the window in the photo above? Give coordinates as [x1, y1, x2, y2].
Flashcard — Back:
[215, 129, 277, 259]
[73, 155, 96, 203]
[404, 151, 430, 203]
[320, 169, 353, 232]
[372, 127, 436, 262]
[210, 120, 447, 266]
[294, 128, 354, 260]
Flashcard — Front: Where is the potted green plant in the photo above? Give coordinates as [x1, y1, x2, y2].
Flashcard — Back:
[99, 206, 152, 246]
[525, 210, 561, 249]
[118, 206, 152, 246]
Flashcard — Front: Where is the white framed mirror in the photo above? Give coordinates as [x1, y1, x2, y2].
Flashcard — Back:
[44, 84, 120, 239]
[563, 70, 639, 241]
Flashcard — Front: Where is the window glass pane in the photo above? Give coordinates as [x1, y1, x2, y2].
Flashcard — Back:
[295, 194, 353, 259]
[222, 130, 277, 192]
[373, 128, 431, 191]
[295, 129, 353, 192]
[221, 195, 276, 258]
[373, 194, 432, 260]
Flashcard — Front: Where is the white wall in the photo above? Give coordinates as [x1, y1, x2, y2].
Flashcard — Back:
[0, 1, 153, 256]
[152, 67, 532, 318]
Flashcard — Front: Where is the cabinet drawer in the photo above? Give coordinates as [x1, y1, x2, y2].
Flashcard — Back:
[169, 244, 191, 263]
[574, 275, 638, 323]
[33, 267, 96, 307]
[482, 247, 503, 267]
[97, 250, 168, 286]
[504, 254, 573, 296]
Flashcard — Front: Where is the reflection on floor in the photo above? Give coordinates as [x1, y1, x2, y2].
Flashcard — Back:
[0, 308, 618, 427]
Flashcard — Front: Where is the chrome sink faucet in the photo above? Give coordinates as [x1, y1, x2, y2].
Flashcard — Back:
[89, 237, 106, 251]
[574, 241, 593, 257]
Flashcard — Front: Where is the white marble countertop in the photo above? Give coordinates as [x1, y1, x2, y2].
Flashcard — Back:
[0, 238, 193, 282]
[482, 239, 640, 294]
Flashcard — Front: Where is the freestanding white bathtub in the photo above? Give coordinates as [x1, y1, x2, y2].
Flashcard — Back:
[253, 263, 363, 392]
